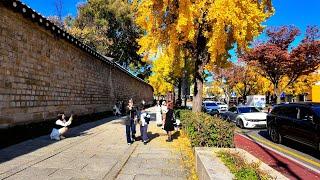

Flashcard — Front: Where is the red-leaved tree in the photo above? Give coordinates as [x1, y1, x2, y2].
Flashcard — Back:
[242, 26, 320, 103]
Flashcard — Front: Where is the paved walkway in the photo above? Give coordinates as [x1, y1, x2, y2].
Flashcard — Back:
[0, 107, 187, 180]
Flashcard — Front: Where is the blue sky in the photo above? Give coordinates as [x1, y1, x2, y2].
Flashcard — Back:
[22, 0, 319, 62]
[21, 0, 86, 17]
[21, 0, 319, 41]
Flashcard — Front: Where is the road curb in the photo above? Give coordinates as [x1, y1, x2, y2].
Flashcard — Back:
[237, 133, 320, 175]
[103, 143, 138, 180]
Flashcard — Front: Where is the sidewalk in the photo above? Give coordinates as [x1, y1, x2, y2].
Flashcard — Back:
[0, 107, 187, 180]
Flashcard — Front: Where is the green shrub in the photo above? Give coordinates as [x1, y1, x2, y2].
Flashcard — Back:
[217, 151, 270, 180]
[177, 110, 235, 148]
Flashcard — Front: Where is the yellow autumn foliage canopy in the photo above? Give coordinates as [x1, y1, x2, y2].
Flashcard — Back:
[133, 0, 273, 111]
[133, 0, 273, 68]
[148, 46, 186, 96]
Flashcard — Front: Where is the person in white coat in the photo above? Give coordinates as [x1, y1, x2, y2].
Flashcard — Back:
[155, 100, 162, 127]
[50, 113, 73, 140]
[139, 105, 150, 144]
[161, 101, 168, 129]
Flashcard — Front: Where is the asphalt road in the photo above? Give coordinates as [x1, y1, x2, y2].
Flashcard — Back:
[238, 127, 320, 175]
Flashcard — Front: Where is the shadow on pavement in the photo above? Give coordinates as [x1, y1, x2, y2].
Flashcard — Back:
[257, 130, 320, 159]
[171, 131, 181, 140]
[147, 132, 160, 142]
[0, 115, 122, 164]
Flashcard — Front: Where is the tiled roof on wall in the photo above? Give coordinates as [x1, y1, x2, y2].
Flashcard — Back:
[0, 0, 150, 86]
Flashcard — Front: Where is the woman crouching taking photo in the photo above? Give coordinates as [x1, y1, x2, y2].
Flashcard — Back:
[50, 113, 73, 140]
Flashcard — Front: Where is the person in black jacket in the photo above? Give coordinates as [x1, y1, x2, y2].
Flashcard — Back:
[125, 99, 137, 144]
[164, 102, 175, 142]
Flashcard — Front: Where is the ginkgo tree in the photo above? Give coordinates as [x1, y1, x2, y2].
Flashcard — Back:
[148, 47, 184, 96]
[149, 45, 193, 97]
[133, 0, 273, 111]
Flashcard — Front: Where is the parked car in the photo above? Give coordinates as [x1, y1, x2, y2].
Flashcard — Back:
[267, 103, 320, 151]
[222, 106, 267, 128]
[208, 109, 220, 116]
[202, 101, 228, 114]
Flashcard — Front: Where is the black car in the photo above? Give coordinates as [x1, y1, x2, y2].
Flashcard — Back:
[267, 103, 320, 151]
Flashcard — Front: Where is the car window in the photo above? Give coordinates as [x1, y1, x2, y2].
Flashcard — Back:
[217, 102, 225, 105]
[297, 107, 313, 120]
[228, 107, 237, 112]
[278, 106, 297, 119]
[205, 103, 217, 106]
[312, 107, 320, 118]
[270, 106, 279, 115]
[238, 107, 260, 113]
[206, 103, 217, 106]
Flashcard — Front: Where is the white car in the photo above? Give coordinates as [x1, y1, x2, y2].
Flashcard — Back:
[202, 101, 228, 114]
[215, 102, 228, 113]
[222, 106, 267, 128]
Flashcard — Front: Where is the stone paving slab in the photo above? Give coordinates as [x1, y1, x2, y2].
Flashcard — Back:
[0, 107, 188, 180]
[133, 174, 186, 180]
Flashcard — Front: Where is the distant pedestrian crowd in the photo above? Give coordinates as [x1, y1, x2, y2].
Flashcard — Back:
[49, 98, 178, 144]
[124, 99, 177, 144]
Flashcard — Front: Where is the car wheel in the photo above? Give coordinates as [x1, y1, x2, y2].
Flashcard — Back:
[239, 119, 244, 129]
[269, 126, 282, 144]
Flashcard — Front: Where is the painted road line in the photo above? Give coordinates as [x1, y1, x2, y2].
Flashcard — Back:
[237, 133, 320, 175]
[249, 134, 320, 168]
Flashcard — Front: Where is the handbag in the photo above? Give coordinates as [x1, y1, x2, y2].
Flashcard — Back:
[144, 113, 151, 124]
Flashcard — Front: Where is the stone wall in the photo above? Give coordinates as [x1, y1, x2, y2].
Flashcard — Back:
[0, 3, 153, 128]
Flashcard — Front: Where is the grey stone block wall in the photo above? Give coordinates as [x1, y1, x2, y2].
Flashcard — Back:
[0, 3, 153, 128]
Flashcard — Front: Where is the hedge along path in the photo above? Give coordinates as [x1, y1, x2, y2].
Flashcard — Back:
[178, 110, 235, 148]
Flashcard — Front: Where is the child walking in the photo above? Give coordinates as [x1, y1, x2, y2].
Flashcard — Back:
[140, 105, 150, 145]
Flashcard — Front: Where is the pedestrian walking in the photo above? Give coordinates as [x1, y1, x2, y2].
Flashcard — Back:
[125, 99, 137, 144]
[139, 105, 150, 145]
[164, 102, 175, 142]
[113, 102, 121, 116]
[50, 113, 73, 140]
[155, 100, 162, 127]
[121, 101, 126, 115]
[161, 100, 168, 129]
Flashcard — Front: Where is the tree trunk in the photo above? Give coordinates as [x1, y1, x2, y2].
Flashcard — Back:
[177, 78, 182, 100]
[274, 85, 281, 104]
[191, 24, 207, 112]
[192, 59, 204, 112]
